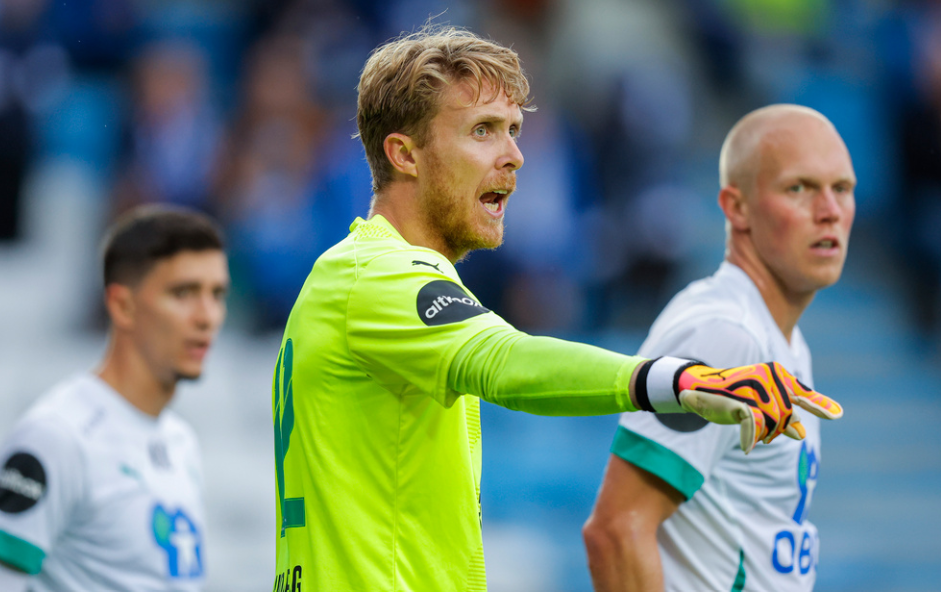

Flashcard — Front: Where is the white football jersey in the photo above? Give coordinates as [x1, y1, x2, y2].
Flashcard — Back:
[615, 262, 821, 592]
[0, 374, 207, 591]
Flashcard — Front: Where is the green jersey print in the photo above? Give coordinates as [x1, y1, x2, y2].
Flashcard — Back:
[274, 338, 305, 536]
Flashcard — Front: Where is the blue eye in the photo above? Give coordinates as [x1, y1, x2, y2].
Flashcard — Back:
[474, 126, 487, 137]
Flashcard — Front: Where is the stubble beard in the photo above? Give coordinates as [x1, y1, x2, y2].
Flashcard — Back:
[422, 157, 504, 261]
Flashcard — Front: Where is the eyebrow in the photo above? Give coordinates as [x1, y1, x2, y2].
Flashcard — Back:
[168, 280, 201, 289]
[809, 176, 857, 186]
[167, 279, 230, 291]
[784, 174, 857, 187]
[475, 113, 524, 127]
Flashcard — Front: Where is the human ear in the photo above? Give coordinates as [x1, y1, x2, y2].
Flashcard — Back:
[718, 186, 750, 232]
[383, 133, 418, 178]
[104, 284, 135, 330]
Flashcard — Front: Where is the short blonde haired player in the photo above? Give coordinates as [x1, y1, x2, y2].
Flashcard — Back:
[271, 25, 842, 592]
[583, 105, 856, 592]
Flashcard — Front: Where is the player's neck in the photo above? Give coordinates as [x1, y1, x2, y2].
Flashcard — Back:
[96, 334, 176, 417]
[370, 186, 460, 263]
[726, 251, 814, 344]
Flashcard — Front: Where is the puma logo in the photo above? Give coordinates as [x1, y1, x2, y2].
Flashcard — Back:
[412, 260, 442, 272]
[701, 368, 731, 380]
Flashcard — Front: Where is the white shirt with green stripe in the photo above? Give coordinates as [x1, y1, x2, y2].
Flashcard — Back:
[614, 262, 820, 592]
[0, 374, 206, 591]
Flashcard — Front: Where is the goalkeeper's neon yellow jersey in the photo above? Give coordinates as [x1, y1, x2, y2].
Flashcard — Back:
[272, 215, 512, 592]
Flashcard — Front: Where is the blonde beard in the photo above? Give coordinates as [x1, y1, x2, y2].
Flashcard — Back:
[420, 155, 504, 261]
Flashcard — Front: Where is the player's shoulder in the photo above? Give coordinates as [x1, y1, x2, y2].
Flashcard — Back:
[659, 264, 770, 329]
[1, 375, 106, 471]
[664, 264, 758, 318]
[643, 264, 770, 363]
[359, 248, 456, 282]
[15, 374, 105, 440]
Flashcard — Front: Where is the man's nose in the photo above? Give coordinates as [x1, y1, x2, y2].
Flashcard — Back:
[815, 188, 844, 222]
[498, 135, 524, 171]
[194, 293, 225, 330]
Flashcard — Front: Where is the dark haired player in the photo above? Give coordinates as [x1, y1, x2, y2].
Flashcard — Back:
[0, 205, 229, 591]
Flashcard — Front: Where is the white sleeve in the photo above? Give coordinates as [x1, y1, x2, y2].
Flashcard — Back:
[0, 563, 30, 591]
[0, 416, 85, 575]
[614, 319, 763, 498]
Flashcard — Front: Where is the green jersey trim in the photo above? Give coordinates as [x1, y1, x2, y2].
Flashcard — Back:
[610, 426, 704, 500]
[731, 549, 746, 591]
[0, 530, 45, 575]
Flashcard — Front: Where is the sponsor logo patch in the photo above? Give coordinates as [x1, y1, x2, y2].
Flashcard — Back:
[771, 440, 820, 575]
[153, 504, 203, 578]
[0, 452, 46, 514]
[792, 441, 819, 525]
[417, 280, 490, 326]
[655, 413, 708, 433]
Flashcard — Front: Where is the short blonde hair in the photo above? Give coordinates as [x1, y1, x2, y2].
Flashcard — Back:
[356, 25, 532, 192]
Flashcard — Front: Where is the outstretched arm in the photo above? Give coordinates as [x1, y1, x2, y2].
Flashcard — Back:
[448, 327, 645, 416]
[583, 455, 683, 592]
[448, 326, 842, 451]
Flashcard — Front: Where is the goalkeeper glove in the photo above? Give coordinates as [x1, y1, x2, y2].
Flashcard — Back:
[635, 357, 843, 454]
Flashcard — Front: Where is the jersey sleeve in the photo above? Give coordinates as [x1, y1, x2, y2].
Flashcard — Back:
[0, 416, 85, 575]
[346, 249, 512, 408]
[0, 564, 30, 592]
[614, 319, 762, 499]
[448, 326, 643, 415]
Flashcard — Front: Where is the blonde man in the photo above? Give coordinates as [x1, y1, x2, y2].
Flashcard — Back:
[271, 29, 841, 592]
[583, 105, 856, 591]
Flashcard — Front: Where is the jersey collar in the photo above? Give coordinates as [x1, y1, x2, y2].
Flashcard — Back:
[349, 215, 406, 242]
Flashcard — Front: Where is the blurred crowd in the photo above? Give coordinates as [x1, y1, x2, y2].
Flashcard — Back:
[1, 0, 940, 339]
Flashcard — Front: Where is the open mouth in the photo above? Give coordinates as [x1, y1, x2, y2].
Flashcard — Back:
[479, 189, 509, 216]
[811, 237, 839, 252]
[185, 340, 211, 360]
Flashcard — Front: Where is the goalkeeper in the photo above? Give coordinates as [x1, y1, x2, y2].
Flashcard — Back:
[269, 28, 844, 592]
[583, 105, 856, 591]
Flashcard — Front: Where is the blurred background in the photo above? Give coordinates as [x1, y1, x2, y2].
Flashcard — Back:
[0, 0, 939, 590]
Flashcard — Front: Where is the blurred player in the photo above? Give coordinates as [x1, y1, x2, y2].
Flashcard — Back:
[271, 28, 843, 592]
[582, 105, 856, 591]
[0, 206, 229, 591]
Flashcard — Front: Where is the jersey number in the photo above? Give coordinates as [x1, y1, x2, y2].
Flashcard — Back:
[275, 338, 305, 537]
